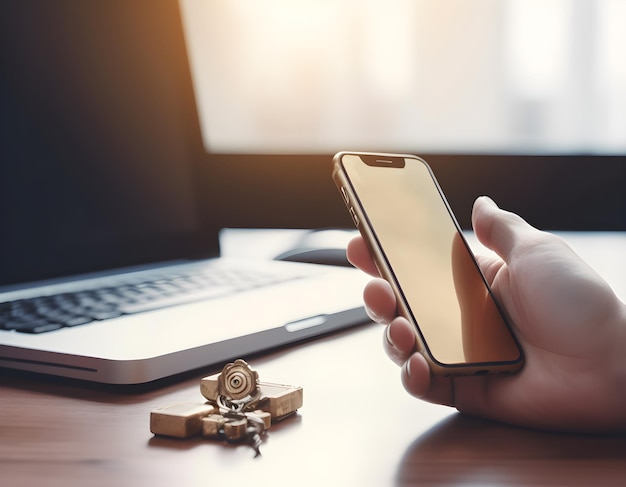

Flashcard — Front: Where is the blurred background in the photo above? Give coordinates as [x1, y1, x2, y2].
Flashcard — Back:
[179, 0, 626, 231]
[181, 0, 626, 155]
[4, 0, 622, 238]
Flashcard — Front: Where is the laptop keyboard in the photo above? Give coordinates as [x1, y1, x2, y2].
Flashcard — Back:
[0, 266, 300, 334]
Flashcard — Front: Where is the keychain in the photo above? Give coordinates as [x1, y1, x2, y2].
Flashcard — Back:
[150, 359, 303, 456]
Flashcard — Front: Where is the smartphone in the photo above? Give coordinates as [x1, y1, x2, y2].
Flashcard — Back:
[333, 151, 524, 376]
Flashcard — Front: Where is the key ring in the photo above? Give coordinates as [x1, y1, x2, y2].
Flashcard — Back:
[216, 389, 261, 413]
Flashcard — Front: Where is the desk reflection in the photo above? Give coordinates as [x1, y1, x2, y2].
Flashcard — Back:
[395, 414, 626, 486]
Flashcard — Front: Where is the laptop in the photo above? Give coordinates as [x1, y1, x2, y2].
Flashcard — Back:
[0, 0, 369, 384]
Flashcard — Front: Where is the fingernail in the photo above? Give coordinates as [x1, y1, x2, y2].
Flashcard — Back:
[385, 325, 395, 349]
[403, 357, 411, 378]
[367, 308, 382, 324]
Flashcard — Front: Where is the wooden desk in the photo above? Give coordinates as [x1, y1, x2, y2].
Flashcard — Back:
[2, 233, 626, 486]
[2, 322, 626, 486]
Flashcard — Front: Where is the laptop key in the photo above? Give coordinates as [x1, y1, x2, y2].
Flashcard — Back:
[62, 315, 95, 327]
[0, 318, 19, 330]
[41, 311, 94, 327]
[87, 308, 124, 321]
[10, 319, 63, 334]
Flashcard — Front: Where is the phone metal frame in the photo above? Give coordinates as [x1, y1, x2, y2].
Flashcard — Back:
[333, 151, 524, 376]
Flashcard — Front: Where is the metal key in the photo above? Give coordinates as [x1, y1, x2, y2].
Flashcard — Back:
[206, 359, 267, 455]
[200, 364, 303, 420]
[150, 358, 302, 457]
[150, 402, 215, 438]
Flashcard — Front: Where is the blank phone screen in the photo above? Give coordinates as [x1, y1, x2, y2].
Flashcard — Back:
[341, 154, 521, 366]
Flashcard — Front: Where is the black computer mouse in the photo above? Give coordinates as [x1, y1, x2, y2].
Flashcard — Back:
[274, 229, 356, 267]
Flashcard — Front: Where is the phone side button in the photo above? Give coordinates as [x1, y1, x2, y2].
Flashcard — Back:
[349, 207, 360, 227]
[340, 186, 350, 203]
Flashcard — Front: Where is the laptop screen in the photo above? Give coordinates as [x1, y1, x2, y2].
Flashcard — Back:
[0, 0, 217, 287]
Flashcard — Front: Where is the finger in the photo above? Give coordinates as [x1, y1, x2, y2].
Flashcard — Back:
[382, 315, 455, 407]
[383, 316, 417, 366]
[474, 254, 505, 286]
[346, 236, 380, 277]
[400, 353, 455, 407]
[400, 353, 431, 397]
[363, 278, 396, 324]
[472, 196, 538, 262]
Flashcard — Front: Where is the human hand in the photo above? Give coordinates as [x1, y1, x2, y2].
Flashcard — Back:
[347, 196, 626, 432]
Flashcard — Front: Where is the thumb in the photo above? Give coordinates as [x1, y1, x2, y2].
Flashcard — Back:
[472, 196, 539, 262]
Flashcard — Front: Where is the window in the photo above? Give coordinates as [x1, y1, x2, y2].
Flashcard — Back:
[180, 0, 626, 154]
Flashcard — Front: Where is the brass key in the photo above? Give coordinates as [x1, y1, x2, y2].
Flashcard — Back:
[200, 361, 303, 420]
[150, 402, 215, 438]
[150, 359, 302, 456]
